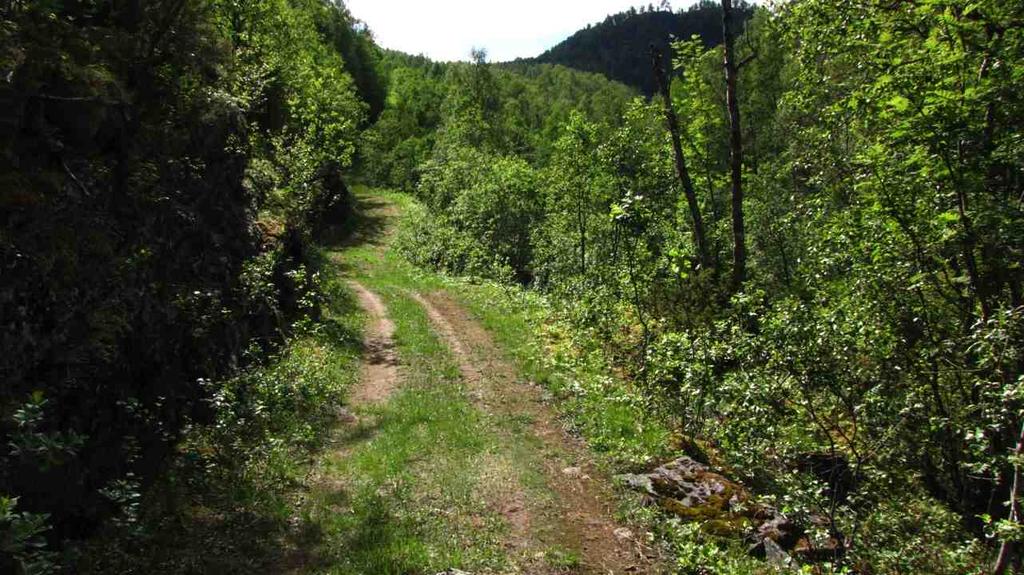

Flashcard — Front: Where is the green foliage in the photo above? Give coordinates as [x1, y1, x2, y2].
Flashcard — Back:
[74, 256, 363, 573]
[533, 112, 616, 289]
[533, 1, 755, 95]
[855, 496, 985, 574]
[382, 56, 634, 284]
[358, 57, 444, 191]
[0, 0, 379, 568]
[4, 0, 1023, 570]
[368, 0, 1024, 571]
[663, 521, 775, 575]
[0, 496, 56, 575]
[359, 51, 635, 193]
[398, 150, 540, 282]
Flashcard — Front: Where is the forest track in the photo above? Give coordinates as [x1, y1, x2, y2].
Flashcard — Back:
[281, 280, 401, 574]
[346, 280, 399, 407]
[287, 189, 663, 574]
[411, 290, 662, 574]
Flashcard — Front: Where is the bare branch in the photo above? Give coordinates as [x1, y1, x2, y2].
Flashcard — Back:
[737, 51, 758, 70]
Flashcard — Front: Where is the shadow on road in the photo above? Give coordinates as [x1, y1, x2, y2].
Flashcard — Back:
[320, 191, 395, 249]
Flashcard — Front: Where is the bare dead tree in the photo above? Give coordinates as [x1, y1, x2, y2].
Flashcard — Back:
[722, 0, 746, 291]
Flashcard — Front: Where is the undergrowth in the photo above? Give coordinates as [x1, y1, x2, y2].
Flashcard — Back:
[72, 254, 363, 574]
[388, 188, 987, 574]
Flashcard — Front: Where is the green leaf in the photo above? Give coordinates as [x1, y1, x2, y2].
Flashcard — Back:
[888, 94, 910, 113]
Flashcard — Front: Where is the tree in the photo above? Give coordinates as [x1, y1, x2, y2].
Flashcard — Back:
[650, 46, 710, 271]
[721, 0, 746, 290]
[0, 0, 370, 564]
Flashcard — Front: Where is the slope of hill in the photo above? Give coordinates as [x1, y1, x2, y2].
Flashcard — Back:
[531, 0, 753, 94]
[360, 50, 637, 192]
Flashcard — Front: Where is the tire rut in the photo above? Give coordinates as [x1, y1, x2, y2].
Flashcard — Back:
[347, 280, 399, 407]
[283, 281, 401, 574]
[411, 290, 661, 575]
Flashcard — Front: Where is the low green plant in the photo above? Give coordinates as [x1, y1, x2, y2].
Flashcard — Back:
[0, 496, 56, 575]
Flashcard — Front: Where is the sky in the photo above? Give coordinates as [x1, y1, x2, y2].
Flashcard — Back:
[343, 0, 688, 63]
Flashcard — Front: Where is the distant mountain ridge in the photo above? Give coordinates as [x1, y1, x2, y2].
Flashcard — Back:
[526, 1, 754, 95]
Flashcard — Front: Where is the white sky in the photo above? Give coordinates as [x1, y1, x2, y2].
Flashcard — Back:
[343, 0, 690, 63]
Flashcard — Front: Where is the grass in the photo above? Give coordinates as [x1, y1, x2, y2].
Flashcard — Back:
[383, 187, 672, 470]
[75, 189, 530, 574]
[291, 188, 572, 573]
[291, 186, 703, 574]
[295, 284, 514, 574]
[103, 185, 981, 575]
[370, 188, 781, 574]
[75, 186, 709, 574]
[75, 256, 366, 573]
[444, 278, 672, 468]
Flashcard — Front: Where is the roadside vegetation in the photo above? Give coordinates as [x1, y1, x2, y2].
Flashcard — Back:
[3, 0, 1023, 573]
[364, 2, 1024, 573]
[1, 0, 378, 571]
[76, 262, 364, 573]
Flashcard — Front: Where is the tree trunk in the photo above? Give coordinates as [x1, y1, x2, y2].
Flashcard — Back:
[722, 0, 746, 291]
[994, 419, 1024, 574]
[577, 190, 587, 276]
[650, 47, 710, 271]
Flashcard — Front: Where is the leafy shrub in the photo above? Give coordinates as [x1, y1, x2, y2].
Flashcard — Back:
[0, 0, 374, 567]
[400, 147, 540, 282]
[370, 0, 1024, 569]
[0, 496, 56, 575]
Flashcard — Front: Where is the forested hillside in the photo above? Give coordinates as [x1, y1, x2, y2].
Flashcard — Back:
[364, 0, 1024, 572]
[360, 50, 637, 194]
[531, 1, 753, 94]
[3, 0, 1024, 573]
